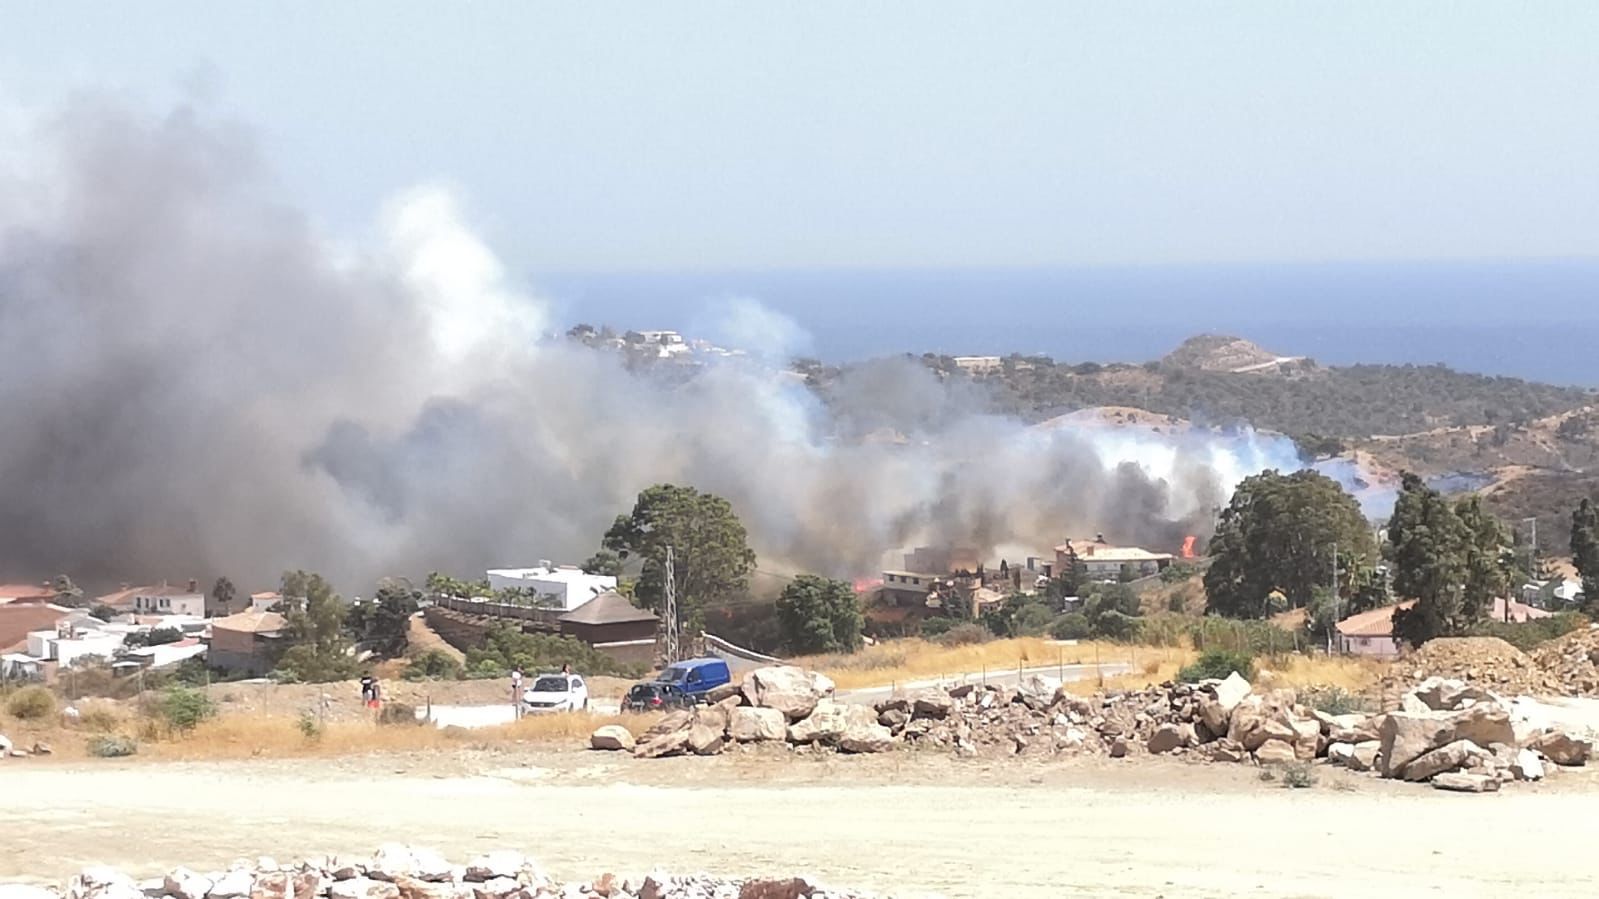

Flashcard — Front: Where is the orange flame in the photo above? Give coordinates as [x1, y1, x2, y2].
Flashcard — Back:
[1181, 536, 1197, 559]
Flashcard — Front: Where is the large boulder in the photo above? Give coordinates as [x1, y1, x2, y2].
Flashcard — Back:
[1197, 697, 1230, 736]
[1411, 678, 1493, 712]
[1530, 731, 1592, 766]
[838, 708, 895, 754]
[1254, 739, 1297, 765]
[329, 882, 398, 899]
[71, 868, 142, 899]
[741, 667, 830, 721]
[1447, 703, 1514, 749]
[686, 723, 726, 756]
[1378, 713, 1455, 778]
[164, 870, 213, 899]
[461, 854, 525, 884]
[1015, 674, 1061, 709]
[911, 690, 954, 719]
[589, 726, 635, 752]
[787, 700, 849, 744]
[206, 872, 253, 899]
[1327, 743, 1356, 766]
[369, 847, 450, 885]
[705, 682, 742, 705]
[1347, 741, 1381, 773]
[1512, 748, 1546, 781]
[1431, 772, 1501, 793]
[1146, 723, 1192, 755]
[1213, 672, 1252, 715]
[728, 706, 787, 742]
[1226, 697, 1269, 750]
[1402, 739, 1485, 782]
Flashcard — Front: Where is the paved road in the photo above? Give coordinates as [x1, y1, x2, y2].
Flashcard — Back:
[835, 662, 1133, 706]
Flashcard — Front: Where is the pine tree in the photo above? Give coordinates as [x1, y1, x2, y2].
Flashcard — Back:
[1572, 499, 1599, 612]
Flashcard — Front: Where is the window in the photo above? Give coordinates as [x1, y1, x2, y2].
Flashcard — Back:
[686, 669, 702, 684]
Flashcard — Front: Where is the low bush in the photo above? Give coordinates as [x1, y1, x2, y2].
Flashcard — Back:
[1177, 649, 1255, 683]
[1281, 763, 1318, 789]
[1298, 684, 1373, 716]
[934, 623, 991, 647]
[377, 702, 421, 726]
[298, 710, 323, 740]
[79, 707, 122, 733]
[87, 735, 138, 758]
[5, 685, 56, 720]
[402, 650, 464, 681]
[919, 617, 957, 639]
[1049, 613, 1091, 640]
[1466, 611, 1588, 651]
[149, 687, 217, 732]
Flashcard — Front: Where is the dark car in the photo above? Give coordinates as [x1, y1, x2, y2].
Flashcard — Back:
[624, 682, 694, 712]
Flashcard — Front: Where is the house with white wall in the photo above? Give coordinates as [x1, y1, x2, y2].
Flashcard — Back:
[131, 581, 206, 618]
[486, 564, 618, 612]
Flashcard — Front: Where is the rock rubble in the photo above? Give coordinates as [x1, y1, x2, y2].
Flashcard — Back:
[6, 846, 882, 899]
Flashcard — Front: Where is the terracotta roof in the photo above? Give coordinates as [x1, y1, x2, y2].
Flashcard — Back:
[95, 585, 151, 608]
[558, 591, 659, 627]
[0, 583, 53, 603]
[1489, 597, 1553, 624]
[211, 609, 288, 635]
[1336, 601, 1415, 638]
[0, 604, 73, 653]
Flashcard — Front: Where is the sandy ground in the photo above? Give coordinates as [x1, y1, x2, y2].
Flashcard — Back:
[4, 749, 1598, 899]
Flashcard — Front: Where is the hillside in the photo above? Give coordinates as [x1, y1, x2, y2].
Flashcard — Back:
[1161, 334, 1309, 375]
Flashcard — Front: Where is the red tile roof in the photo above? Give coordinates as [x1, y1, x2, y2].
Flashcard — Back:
[0, 604, 72, 653]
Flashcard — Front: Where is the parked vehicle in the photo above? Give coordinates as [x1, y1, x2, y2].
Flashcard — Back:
[654, 657, 732, 701]
[522, 673, 589, 712]
[623, 681, 694, 712]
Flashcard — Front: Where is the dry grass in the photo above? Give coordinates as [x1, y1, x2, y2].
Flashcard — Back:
[144, 709, 663, 760]
[799, 637, 1197, 691]
[1254, 654, 1386, 693]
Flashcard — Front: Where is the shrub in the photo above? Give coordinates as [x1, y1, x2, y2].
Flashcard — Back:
[935, 623, 991, 647]
[1281, 763, 1318, 789]
[1298, 685, 1373, 716]
[402, 650, 464, 681]
[1049, 613, 1091, 640]
[5, 685, 56, 720]
[1092, 610, 1142, 642]
[377, 701, 421, 726]
[1177, 649, 1255, 683]
[465, 626, 643, 678]
[79, 708, 121, 733]
[1466, 611, 1588, 651]
[298, 710, 323, 740]
[152, 687, 217, 732]
[87, 735, 138, 758]
[919, 617, 957, 639]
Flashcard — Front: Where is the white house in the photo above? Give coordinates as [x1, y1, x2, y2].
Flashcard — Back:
[131, 582, 206, 617]
[249, 592, 283, 613]
[486, 564, 618, 612]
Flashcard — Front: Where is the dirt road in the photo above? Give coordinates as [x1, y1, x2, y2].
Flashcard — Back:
[4, 750, 1596, 898]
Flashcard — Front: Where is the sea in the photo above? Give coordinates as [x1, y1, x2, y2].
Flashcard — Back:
[536, 258, 1599, 387]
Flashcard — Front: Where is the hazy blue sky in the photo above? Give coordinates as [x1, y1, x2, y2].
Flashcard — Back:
[3, 2, 1597, 272]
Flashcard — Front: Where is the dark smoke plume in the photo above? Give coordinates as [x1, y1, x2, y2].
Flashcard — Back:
[0, 99, 1297, 592]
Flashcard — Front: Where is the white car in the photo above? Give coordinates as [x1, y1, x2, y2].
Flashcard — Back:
[522, 673, 589, 713]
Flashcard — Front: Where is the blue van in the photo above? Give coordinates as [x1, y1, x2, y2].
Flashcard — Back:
[655, 657, 732, 701]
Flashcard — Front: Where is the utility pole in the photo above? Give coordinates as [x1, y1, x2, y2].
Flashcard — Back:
[1328, 543, 1338, 655]
[663, 545, 679, 664]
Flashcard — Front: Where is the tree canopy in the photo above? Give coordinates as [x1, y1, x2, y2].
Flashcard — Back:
[275, 571, 361, 682]
[1573, 499, 1599, 614]
[602, 484, 756, 623]
[1388, 474, 1512, 646]
[346, 581, 421, 657]
[1203, 469, 1377, 618]
[774, 575, 863, 655]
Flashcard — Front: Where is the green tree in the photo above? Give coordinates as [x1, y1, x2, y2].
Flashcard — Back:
[1203, 470, 1377, 618]
[346, 582, 421, 657]
[602, 484, 756, 622]
[210, 576, 237, 617]
[1455, 495, 1511, 625]
[774, 575, 864, 654]
[53, 574, 84, 608]
[274, 571, 360, 682]
[1573, 499, 1599, 613]
[581, 550, 625, 578]
[424, 572, 490, 599]
[1387, 473, 1472, 647]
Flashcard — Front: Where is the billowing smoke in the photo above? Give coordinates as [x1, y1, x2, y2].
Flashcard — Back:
[0, 99, 1309, 592]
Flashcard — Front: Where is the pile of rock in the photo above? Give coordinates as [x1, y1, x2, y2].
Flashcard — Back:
[873, 671, 1331, 765]
[592, 666, 894, 758]
[1383, 637, 1563, 698]
[1532, 627, 1599, 696]
[0, 733, 53, 760]
[2, 845, 881, 899]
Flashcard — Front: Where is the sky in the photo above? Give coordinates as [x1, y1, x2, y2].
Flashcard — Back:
[2, 2, 1597, 273]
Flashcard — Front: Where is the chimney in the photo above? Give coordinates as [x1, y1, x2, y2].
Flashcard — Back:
[188, 579, 198, 593]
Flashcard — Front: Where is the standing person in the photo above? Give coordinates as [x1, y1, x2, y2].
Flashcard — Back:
[369, 679, 382, 711]
[360, 674, 374, 707]
[510, 666, 524, 718]
[560, 662, 571, 675]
